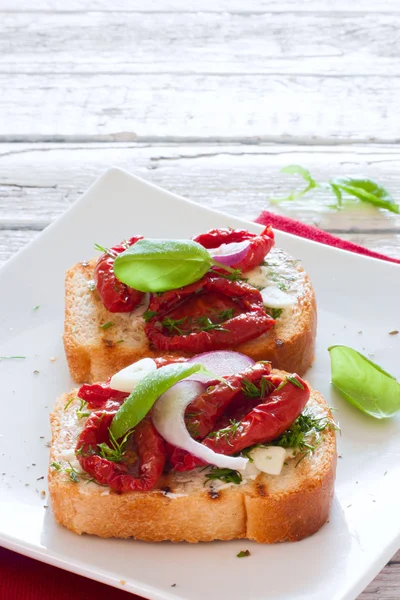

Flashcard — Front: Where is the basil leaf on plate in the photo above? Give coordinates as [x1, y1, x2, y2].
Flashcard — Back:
[328, 345, 400, 419]
[110, 362, 210, 439]
[113, 238, 230, 292]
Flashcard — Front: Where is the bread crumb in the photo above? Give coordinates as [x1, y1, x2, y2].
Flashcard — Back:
[120, 580, 126, 586]
[389, 330, 399, 335]
[50, 356, 57, 362]
[40, 490, 46, 497]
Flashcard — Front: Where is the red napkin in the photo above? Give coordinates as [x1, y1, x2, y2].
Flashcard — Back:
[256, 211, 400, 265]
[1, 211, 398, 600]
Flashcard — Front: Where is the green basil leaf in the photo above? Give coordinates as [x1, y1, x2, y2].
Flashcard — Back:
[281, 165, 317, 187]
[333, 178, 400, 214]
[329, 182, 343, 207]
[113, 238, 214, 292]
[270, 165, 318, 203]
[328, 345, 400, 419]
[110, 362, 209, 439]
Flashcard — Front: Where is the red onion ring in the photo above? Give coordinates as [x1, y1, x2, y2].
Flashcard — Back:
[187, 350, 255, 383]
[209, 240, 251, 267]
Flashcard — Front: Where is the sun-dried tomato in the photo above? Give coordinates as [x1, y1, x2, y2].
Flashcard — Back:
[168, 366, 309, 471]
[94, 236, 144, 312]
[76, 412, 166, 492]
[145, 276, 274, 354]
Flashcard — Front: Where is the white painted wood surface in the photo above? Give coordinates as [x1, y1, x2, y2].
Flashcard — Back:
[0, 2, 399, 598]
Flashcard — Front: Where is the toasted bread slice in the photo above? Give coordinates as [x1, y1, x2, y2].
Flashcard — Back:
[64, 248, 316, 383]
[48, 376, 336, 543]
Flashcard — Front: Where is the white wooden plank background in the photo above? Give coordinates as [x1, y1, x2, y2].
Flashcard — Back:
[0, 1, 399, 597]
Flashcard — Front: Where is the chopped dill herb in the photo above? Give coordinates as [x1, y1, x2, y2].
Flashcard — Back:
[207, 419, 241, 445]
[94, 243, 117, 258]
[51, 462, 61, 471]
[97, 429, 133, 463]
[265, 307, 283, 320]
[99, 321, 114, 330]
[204, 467, 242, 486]
[195, 316, 228, 332]
[143, 309, 158, 322]
[241, 376, 275, 399]
[218, 269, 243, 282]
[218, 308, 235, 321]
[76, 399, 90, 419]
[161, 316, 186, 335]
[237, 550, 251, 558]
[64, 397, 75, 411]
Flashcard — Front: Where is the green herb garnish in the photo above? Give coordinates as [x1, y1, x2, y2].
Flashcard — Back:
[76, 399, 90, 419]
[329, 345, 400, 418]
[218, 269, 243, 282]
[275, 374, 304, 392]
[161, 317, 186, 335]
[99, 321, 114, 330]
[237, 550, 251, 558]
[33, 305, 40, 311]
[143, 310, 158, 322]
[207, 419, 241, 445]
[286, 375, 304, 390]
[0, 356, 25, 360]
[266, 307, 283, 320]
[204, 467, 242, 485]
[271, 407, 338, 464]
[218, 308, 235, 321]
[51, 462, 62, 471]
[195, 316, 228, 333]
[241, 376, 275, 399]
[94, 243, 117, 258]
[97, 429, 133, 463]
[113, 238, 235, 293]
[272, 165, 400, 214]
[65, 462, 80, 483]
[64, 397, 75, 411]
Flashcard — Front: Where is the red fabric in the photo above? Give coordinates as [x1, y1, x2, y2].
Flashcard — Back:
[2, 211, 398, 599]
[256, 211, 400, 265]
[0, 548, 135, 599]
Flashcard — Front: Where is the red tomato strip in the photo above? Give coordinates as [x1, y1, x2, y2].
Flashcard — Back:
[76, 412, 166, 493]
[168, 371, 309, 471]
[203, 375, 309, 455]
[193, 226, 274, 272]
[145, 276, 274, 353]
[94, 236, 144, 312]
[77, 380, 129, 408]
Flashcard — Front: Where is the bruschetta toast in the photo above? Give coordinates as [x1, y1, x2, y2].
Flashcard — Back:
[64, 228, 316, 382]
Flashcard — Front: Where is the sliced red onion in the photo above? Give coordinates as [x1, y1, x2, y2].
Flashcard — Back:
[209, 240, 251, 267]
[187, 350, 255, 383]
[132, 292, 150, 317]
[153, 381, 248, 471]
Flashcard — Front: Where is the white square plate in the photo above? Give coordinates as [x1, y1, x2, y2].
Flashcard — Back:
[1, 168, 399, 600]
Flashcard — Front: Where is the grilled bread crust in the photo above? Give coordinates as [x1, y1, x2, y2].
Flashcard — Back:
[64, 248, 317, 383]
[49, 379, 336, 543]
